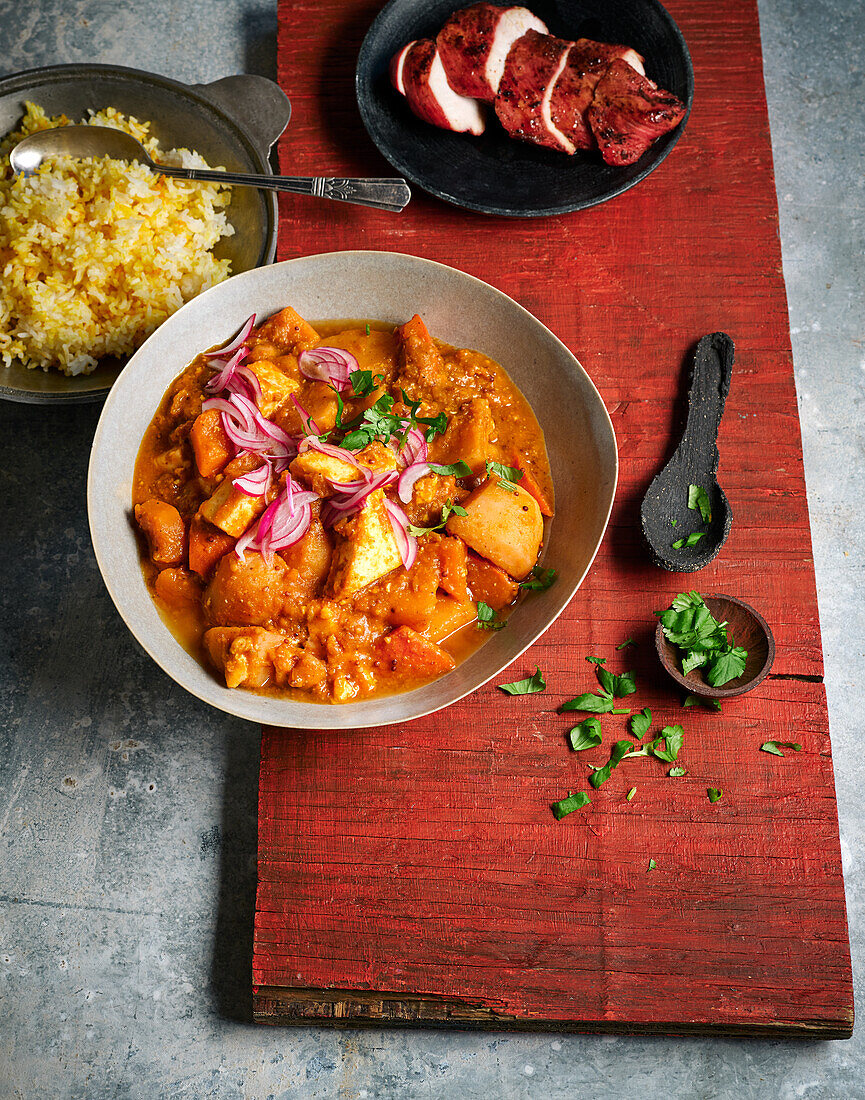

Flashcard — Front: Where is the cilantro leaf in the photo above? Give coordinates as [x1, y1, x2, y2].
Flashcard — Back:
[520, 565, 557, 591]
[406, 499, 467, 537]
[683, 694, 722, 710]
[673, 532, 706, 549]
[605, 668, 636, 698]
[441, 500, 467, 523]
[760, 741, 802, 757]
[681, 649, 709, 676]
[688, 484, 712, 524]
[671, 518, 678, 527]
[427, 460, 472, 478]
[476, 601, 505, 630]
[648, 858, 657, 871]
[626, 787, 637, 801]
[616, 638, 636, 650]
[589, 739, 634, 788]
[498, 666, 545, 695]
[629, 707, 652, 739]
[707, 787, 723, 803]
[551, 791, 591, 819]
[349, 369, 382, 397]
[668, 767, 688, 777]
[671, 591, 705, 612]
[586, 655, 607, 666]
[560, 692, 614, 714]
[568, 717, 603, 752]
[652, 724, 684, 763]
[706, 646, 748, 687]
[486, 460, 523, 484]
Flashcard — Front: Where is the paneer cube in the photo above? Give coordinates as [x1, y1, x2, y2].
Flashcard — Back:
[290, 449, 361, 497]
[446, 477, 543, 580]
[199, 475, 267, 537]
[327, 489, 403, 598]
[246, 357, 300, 418]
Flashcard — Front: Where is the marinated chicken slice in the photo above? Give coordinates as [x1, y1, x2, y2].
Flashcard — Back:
[587, 59, 687, 166]
[391, 39, 486, 135]
[436, 3, 547, 101]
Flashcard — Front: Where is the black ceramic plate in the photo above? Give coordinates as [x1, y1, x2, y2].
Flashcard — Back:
[356, 0, 693, 217]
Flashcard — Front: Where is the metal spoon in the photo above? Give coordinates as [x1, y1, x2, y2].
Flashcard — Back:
[640, 332, 735, 572]
[9, 125, 411, 213]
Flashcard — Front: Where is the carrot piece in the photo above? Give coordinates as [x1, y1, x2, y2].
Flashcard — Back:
[374, 626, 456, 678]
[188, 513, 236, 579]
[134, 499, 186, 566]
[256, 306, 319, 353]
[154, 567, 202, 610]
[190, 408, 232, 478]
[438, 536, 469, 602]
[466, 553, 519, 610]
[507, 450, 553, 517]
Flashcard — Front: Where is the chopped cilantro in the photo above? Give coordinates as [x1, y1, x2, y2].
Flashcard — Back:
[568, 717, 603, 752]
[597, 666, 636, 698]
[648, 859, 657, 871]
[668, 766, 688, 777]
[520, 565, 557, 591]
[441, 500, 467, 523]
[707, 787, 723, 803]
[589, 739, 633, 788]
[683, 694, 722, 710]
[476, 601, 505, 630]
[626, 787, 637, 801]
[616, 638, 636, 650]
[586, 656, 607, 666]
[760, 741, 802, 757]
[485, 460, 522, 492]
[406, 500, 467, 538]
[688, 484, 712, 524]
[629, 707, 652, 739]
[659, 593, 748, 689]
[561, 692, 616, 714]
[349, 368, 381, 396]
[673, 532, 706, 549]
[671, 518, 678, 527]
[427, 460, 472, 478]
[365, 323, 371, 336]
[551, 791, 591, 819]
[499, 666, 545, 695]
[630, 725, 683, 763]
[707, 646, 748, 687]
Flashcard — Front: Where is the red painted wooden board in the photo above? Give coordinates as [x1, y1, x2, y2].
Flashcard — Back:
[253, 0, 854, 1035]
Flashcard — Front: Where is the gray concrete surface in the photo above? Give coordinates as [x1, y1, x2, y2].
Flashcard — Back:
[0, 0, 862, 1097]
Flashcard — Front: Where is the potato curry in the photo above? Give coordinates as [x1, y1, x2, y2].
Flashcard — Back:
[132, 307, 553, 703]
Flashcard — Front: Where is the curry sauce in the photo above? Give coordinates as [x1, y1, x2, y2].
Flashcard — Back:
[132, 307, 553, 703]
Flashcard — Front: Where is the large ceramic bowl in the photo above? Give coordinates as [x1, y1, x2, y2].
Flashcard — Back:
[0, 63, 290, 404]
[88, 251, 618, 728]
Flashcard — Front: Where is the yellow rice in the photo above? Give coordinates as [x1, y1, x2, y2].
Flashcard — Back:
[0, 102, 234, 376]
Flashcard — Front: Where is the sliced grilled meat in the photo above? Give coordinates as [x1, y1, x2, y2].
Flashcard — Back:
[437, 3, 547, 101]
[494, 30, 576, 153]
[391, 39, 486, 135]
[587, 58, 687, 166]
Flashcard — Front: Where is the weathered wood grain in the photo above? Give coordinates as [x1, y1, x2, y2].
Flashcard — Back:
[253, 0, 854, 1035]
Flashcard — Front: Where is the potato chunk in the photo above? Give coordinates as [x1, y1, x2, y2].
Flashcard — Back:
[446, 477, 543, 580]
[204, 551, 289, 627]
[435, 397, 496, 475]
[327, 490, 402, 598]
[134, 499, 186, 566]
[204, 626, 286, 688]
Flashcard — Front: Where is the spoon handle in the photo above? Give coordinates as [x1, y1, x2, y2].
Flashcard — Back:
[156, 164, 411, 212]
[678, 332, 735, 463]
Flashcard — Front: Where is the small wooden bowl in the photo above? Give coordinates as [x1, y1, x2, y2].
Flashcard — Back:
[655, 593, 775, 699]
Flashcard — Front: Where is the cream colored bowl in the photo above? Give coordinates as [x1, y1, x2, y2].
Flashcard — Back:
[87, 251, 617, 728]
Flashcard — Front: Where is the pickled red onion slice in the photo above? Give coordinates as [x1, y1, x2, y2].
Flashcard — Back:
[397, 461, 430, 503]
[298, 346, 358, 392]
[290, 394, 322, 437]
[384, 498, 417, 570]
[399, 426, 428, 466]
[206, 314, 256, 361]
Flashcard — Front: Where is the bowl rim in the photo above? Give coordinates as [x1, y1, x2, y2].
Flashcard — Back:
[654, 592, 776, 699]
[0, 62, 288, 405]
[87, 249, 618, 728]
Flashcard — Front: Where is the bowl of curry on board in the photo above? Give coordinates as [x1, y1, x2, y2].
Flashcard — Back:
[88, 251, 617, 728]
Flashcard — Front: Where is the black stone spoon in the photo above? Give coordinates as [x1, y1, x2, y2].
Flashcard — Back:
[640, 332, 735, 572]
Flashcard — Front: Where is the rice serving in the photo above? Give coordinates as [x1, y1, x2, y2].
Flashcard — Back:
[0, 103, 234, 376]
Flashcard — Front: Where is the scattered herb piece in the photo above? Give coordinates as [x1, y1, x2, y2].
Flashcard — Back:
[673, 532, 706, 549]
[551, 791, 592, 819]
[707, 787, 723, 803]
[406, 500, 468, 538]
[653, 725, 684, 762]
[688, 483, 712, 524]
[616, 639, 637, 650]
[428, 460, 472, 478]
[476, 601, 505, 630]
[499, 667, 546, 695]
[626, 787, 637, 801]
[561, 692, 616, 714]
[597, 666, 636, 698]
[399, 391, 449, 440]
[586, 656, 607, 666]
[668, 767, 688, 778]
[365, 323, 371, 336]
[485, 460, 523, 492]
[671, 518, 678, 527]
[648, 859, 657, 871]
[568, 717, 603, 752]
[349, 368, 382, 396]
[589, 739, 634, 788]
[760, 741, 802, 757]
[520, 565, 557, 591]
[629, 707, 652, 739]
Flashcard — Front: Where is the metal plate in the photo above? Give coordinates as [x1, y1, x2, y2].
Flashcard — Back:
[356, 0, 693, 217]
[0, 64, 290, 404]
